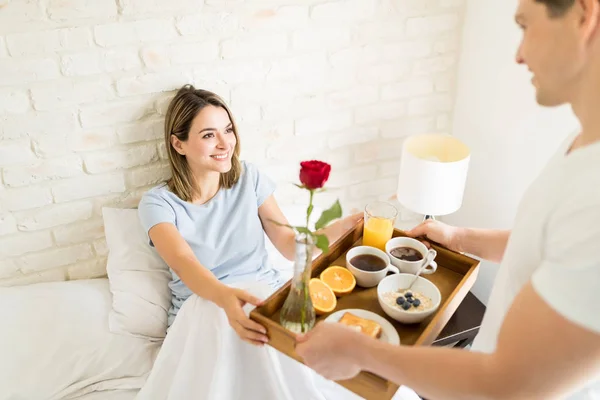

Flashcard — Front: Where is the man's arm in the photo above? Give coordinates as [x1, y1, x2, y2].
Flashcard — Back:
[406, 220, 510, 263]
[358, 282, 600, 400]
[455, 228, 511, 263]
[297, 281, 600, 399]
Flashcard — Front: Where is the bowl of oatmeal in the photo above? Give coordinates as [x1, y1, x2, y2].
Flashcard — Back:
[377, 273, 441, 324]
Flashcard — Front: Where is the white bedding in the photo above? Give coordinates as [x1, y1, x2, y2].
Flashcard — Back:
[136, 281, 420, 400]
[2, 205, 416, 400]
[0, 279, 159, 400]
[71, 389, 139, 400]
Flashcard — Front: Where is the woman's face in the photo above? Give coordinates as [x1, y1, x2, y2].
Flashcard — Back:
[171, 105, 237, 175]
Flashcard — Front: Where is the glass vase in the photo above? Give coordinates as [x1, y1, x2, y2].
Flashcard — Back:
[279, 233, 316, 334]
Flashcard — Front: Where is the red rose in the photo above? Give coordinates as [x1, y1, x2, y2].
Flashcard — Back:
[299, 160, 331, 190]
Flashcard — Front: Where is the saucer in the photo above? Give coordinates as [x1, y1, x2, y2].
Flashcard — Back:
[324, 308, 400, 345]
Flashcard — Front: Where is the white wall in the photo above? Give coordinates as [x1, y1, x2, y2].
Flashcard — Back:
[0, 0, 466, 286]
[447, 0, 579, 304]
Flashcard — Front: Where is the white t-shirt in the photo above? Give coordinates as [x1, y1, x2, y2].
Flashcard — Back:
[471, 134, 600, 399]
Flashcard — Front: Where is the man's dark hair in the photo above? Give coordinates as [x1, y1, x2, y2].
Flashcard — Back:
[536, 0, 576, 17]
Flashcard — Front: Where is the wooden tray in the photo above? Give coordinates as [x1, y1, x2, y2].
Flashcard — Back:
[250, 220, 480, 400]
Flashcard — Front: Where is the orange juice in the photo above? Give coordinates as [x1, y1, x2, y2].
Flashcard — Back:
[363, 217, 394, 251]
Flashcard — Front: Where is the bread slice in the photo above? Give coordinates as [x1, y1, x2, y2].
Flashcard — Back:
[338, 312, 383, 339]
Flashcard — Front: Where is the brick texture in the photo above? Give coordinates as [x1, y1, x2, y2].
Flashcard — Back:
[0, 0, 465, 286]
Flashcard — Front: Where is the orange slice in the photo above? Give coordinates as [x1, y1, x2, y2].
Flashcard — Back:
[320, 266, 356, 296]
[309, 278, 337, 315]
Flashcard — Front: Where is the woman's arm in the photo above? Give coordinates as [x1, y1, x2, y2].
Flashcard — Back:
[149, 223, 229, 304]
[257, 196, 298, 261]
[148, 223, 269, 345]
[258, 195, 363, 261]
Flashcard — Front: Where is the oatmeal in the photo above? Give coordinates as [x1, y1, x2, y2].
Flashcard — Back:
[382, 290, 433, 312]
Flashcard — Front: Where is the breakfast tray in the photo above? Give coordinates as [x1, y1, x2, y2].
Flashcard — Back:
[250, 220, 480, 400]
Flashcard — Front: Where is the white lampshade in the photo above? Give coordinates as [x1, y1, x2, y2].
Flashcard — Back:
[397, 134, 471, 217]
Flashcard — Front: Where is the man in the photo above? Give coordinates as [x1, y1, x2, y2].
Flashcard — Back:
[295, 0, 600, 398]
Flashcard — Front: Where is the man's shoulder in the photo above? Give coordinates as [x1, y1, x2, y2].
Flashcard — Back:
[544, 153, 600, 253]
[558, 155, 600, 210]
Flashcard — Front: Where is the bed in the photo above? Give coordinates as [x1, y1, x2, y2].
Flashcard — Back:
[0, 278, 157, 400]
[1, 206, 303, 400]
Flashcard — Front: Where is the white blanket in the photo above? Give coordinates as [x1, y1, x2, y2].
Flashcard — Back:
[135, 282, 420, 400]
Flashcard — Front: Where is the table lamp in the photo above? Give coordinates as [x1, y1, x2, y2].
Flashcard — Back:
[396, 133, 471, 221]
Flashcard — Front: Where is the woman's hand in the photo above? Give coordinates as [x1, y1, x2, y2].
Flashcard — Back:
[320, 212, 364, 244]
[217, 287, 269, 346]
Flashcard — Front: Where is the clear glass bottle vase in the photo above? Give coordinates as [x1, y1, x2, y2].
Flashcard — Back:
[279, 233, 316, 334]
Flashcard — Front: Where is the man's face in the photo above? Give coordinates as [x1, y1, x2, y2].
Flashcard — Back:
[515, 0, 588, 106]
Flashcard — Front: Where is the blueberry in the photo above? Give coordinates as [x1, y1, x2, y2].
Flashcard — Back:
[396, 296, 405, 305]
[402, 302, 411, 310]
[412, 299, 421, 307]
[405, 292, 413, 298]
[406, 297, 414, 303]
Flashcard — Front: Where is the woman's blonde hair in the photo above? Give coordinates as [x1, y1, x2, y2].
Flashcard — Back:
[164, 85, 242, 202]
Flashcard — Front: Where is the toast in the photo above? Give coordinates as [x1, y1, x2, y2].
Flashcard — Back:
[338, 312, 382, 339]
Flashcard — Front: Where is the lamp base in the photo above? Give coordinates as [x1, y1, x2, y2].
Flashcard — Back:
[424, 215, 436, 221]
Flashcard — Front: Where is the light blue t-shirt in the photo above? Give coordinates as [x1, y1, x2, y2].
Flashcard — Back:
[138, 161, 283, 326]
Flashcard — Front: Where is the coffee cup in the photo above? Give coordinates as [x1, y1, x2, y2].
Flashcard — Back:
[385, 237, 437, 275]
[346, 246, 400, 288]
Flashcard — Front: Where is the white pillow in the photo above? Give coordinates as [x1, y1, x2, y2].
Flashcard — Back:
[101, 204, 321, 340]
[0, 279, 159, 400]
[102, 207, 172, 340]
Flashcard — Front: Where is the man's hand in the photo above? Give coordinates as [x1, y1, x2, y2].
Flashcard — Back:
[407, 220, 510, 263]
[295, 322, 371, 381]
[405, 219, 463, 252]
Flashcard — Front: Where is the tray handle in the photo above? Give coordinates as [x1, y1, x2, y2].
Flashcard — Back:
[351, 371, 390, 392]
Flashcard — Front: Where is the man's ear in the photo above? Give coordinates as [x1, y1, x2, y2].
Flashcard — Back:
[171, 135, 186, 156]
[578, 0, 600, 43]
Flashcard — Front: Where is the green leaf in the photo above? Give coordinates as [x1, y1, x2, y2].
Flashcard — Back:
[314, 234, 330, 254]
[306, 204, 313, 219]
[314, 200, 343, 231]
[268, 219, 315, 238]
[294, 226, 313, 236]
[293, 183, 306, 190]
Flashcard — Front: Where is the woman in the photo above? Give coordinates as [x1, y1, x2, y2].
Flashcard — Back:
[135, 85, 410, 399]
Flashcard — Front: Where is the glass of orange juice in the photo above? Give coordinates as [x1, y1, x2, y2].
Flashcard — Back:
[363, 201, 398, 251]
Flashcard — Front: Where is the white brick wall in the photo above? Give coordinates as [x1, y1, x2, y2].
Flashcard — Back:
[47, 0, 118, 20]
[6, 28, 94, 57]
[0, 186, 54, 212]
[31, 79, 115, 111]
[0, 58, 60, 86]
[0, 37, 8, 58]
[0, 89, 31, 114]
[0, 0, 466, 286]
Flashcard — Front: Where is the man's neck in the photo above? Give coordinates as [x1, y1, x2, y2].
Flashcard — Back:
[570, 64, 600, 151]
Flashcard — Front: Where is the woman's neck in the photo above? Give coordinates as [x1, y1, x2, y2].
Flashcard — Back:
[191, 170, 221, 205]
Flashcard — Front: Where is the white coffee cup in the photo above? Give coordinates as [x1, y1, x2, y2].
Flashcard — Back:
[346, 246, 400, 288]
[385, 237, 437, 275]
